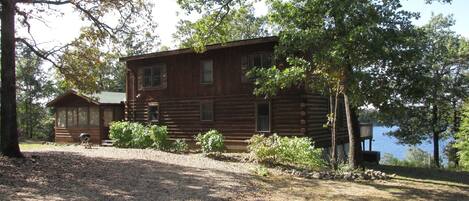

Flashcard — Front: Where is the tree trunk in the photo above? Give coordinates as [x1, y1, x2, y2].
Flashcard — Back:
[28, 98, 33, 138]
[351, 107, 362, 167]
[432, 104, 440, 167]
[1, 0, 23, 157]
[343, 92, 357, 169]
[329, 95, 337, 169]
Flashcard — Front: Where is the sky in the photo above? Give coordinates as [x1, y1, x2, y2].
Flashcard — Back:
[19, 0, 469, 53]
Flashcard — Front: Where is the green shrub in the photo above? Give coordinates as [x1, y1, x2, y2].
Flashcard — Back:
[109, 121, 134, 148]
[381, 147, 434, 168]
[109, 121, 169, 150]
[455, 102, 469, 170]
[148, 125, 169, 150]
[247, 134, 279, 163]
[248, 134, 326, 170]
[170, 139, 189, 153]
[254, 165, 269, 177]
[195, 129, 224, 154]
[129, 123, 152, 148]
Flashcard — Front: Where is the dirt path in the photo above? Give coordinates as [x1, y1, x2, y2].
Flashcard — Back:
[1, 146, 468, 201]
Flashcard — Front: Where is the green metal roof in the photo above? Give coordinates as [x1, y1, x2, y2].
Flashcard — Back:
[46, 90, 125, 107]
[89, 91, 126, 104]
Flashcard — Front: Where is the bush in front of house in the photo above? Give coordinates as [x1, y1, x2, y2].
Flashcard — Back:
[248, 134, 326, 170]
[170, 139, 189, 153]
[130, 123, 153, 148]
[109, 121, 134, 148]
[110, 122, 168, 150]
[148, 125, 170, 150]
[195, 129, 224, 154]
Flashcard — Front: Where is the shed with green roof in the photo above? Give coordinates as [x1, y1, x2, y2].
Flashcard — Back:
[47, 90, 126, 144]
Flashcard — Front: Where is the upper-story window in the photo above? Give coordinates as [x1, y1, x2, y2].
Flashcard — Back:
[139, 63, 167, 90]
[200, 60, 213, 84]
[143, 66, 161, 87]
[241, 52, 273, 83]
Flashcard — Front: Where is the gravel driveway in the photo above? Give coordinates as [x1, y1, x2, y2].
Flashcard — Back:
[1, 145, 469, 201]
[0, 146, 265, 201]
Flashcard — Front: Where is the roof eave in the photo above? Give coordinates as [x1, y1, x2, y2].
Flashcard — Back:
[119, 36, 278, 62]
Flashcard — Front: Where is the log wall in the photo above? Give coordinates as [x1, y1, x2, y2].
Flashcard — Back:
[54, 127, 101, 144]
[124, 39, 351, 149]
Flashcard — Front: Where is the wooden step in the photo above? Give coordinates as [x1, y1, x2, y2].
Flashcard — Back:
[101, 140, 114, 147]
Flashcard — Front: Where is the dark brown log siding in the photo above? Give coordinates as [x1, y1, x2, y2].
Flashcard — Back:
[125, 40, 350, 149]
[305, 93, 348, 146]
[126, 93, 304, 149]
[55, 128, 101, 144]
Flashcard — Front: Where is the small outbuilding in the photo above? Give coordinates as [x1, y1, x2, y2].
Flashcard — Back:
[47, 90, 126, 144]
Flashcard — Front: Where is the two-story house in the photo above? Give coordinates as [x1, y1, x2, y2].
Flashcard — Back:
[120, 36, 351, 150]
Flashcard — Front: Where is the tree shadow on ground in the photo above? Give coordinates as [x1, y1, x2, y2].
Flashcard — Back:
[363, 180, 469, 201]
[2, 151, 468, 201]
[0, 151, 265, 201]
[370, 164, 469, 185]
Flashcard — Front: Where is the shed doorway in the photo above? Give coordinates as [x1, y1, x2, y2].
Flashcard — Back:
[103, 108, 114, 140]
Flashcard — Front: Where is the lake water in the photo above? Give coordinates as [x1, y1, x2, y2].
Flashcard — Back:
[362, 126, 450, 160]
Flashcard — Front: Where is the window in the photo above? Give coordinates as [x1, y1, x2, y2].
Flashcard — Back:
[57, 108, 66, 128]
[78, 107, 88, 127]
[89, 107, 100, 127]
[241, 52, 273, 83]
[103, 108, 113, 126]
[67, 108, 77, 127]
[256, 102, 270, 132]
[200, 60, 213, 84]
[200, 101, 214, 121]
[148, 102, 159, 122]
[143, 65, 163, 88]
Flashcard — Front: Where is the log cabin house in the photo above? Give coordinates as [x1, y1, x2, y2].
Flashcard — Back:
[121, 36, 352, 150]
[47, 90, 125, 144]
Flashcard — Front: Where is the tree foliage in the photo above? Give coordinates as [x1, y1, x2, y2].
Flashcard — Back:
[248, 0, 419, 169]
[373, 15, 469, 167]
[16, 0, 159, 93]
[455, 101, 469, 170]
[1, 0, 159, 157]
[176, 0, 270, 51]
[16, 45, 58, 140]
[174, 4, 269, 51]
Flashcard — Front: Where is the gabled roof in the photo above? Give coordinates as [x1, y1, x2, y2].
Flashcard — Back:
[120, 36, 278, 62]
[46, 90, 126, 107]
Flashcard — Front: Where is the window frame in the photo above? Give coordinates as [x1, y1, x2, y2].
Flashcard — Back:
[89, 106, 100, 127]
[147, 102, 160, 123]
[142, 64, 165, 89]
[255, 101, 271, 132]
[57, 108, 67, 128]
[200, 101, 214, 121]
[66, 107, 78, 128]
[200, 60, 213, 84]
[78, 107, 89, 127]
[241, 52, 273, 83]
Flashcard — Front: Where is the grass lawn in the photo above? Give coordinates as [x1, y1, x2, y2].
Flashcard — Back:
[19, 140, 54, 150]
[1, 144, 468, 201]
